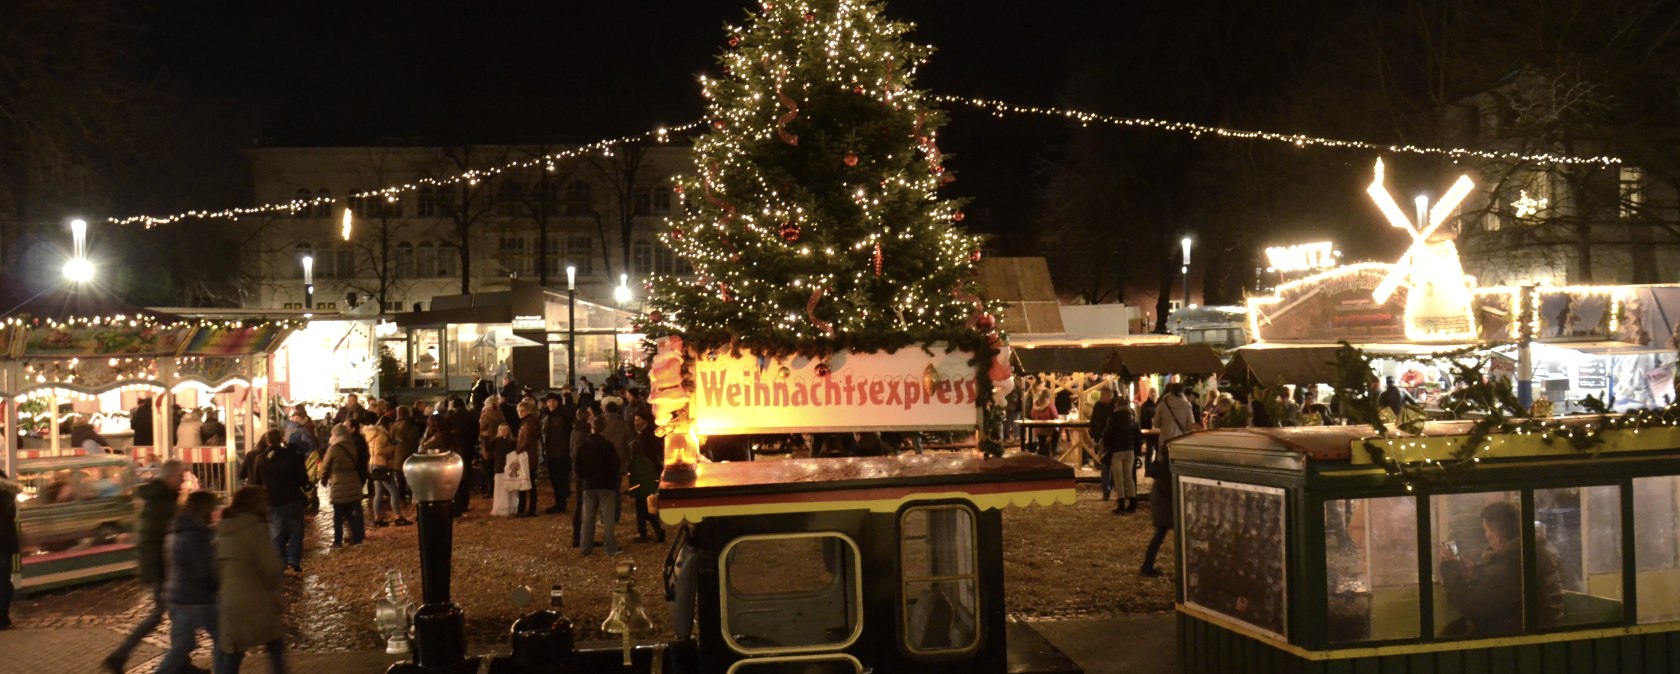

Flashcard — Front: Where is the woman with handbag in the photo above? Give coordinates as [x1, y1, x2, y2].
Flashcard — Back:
[488, 424, 517, 517]
[365, 423, 406, 527]
[504, 423, 534, 519]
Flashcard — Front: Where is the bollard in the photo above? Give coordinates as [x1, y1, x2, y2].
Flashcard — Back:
[387, 450, 479, 674]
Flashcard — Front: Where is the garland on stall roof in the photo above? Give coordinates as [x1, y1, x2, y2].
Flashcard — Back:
[1329, 341, 1629, 491]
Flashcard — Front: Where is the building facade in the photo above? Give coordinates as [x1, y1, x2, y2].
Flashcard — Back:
[241, 142, 693, 313]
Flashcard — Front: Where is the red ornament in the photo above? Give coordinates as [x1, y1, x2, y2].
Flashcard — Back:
[873, 242, 883, 276]
[712, 120, 727, 130]
[803, 11, 815, 21]
[719, 283, 732, 302]
[952, 210, 965, 222]
[853, 85, 865, 94]
[843, 151, 859, 167]
[672, 184, 684, 194]
[728, 36, 740, 47]
[970, 249, 982, 263]
[976, 313, 996, 331]
[815, 361, 831, 377]
[649, 310, 664, 323]
[778, 221, 800, 241]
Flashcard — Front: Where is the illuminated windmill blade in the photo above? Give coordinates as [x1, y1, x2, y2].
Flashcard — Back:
[1371, 249, 1413, 304]
[1367, 159, 1418, 303]
[1427, 175, 1475, 230]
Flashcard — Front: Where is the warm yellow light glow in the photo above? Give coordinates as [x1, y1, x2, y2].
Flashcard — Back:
[341, 208, 353, 241]
[1264, 241, 1335, 272]
[1367, 158, 1473, 305]
[1512, 190, 1548, 218]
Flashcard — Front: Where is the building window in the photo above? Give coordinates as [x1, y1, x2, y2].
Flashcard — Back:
[632, 239, 654, 277]
[294, 189, 312, 219]
[498, 179, 525, 217]
[654, 245, 677, 275]
[395, 242, 415, 278]
[437, 242, 457, 277]
[566, 236, 594, 275]
[1620, 167, 1644, 219]
[314, 189, 333, 218]
[900, 505, 981, 655]
[295, 242, 314, 279]
[654, 186, 673, 213]
[633, 187, 653, 216]
[542, 237, 561, 278]
[722, 533, 862, 655]
[1429, 491, 1532, 638]
[382, 194, 403, 218]
[416, 241, 436, 277]
[1324, 496, 1419, 643]
[1537, 485, 1623, 629]
[334, 244, 356, 279]
[416, 187, 437, 218]
[565, 180, 593, 216]
[499, 235, 530, 277]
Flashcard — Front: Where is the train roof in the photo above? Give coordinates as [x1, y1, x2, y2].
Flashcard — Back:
[657, 452, 1075, 524]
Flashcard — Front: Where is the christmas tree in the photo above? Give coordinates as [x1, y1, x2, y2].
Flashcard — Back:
[645, 0, 992, 356]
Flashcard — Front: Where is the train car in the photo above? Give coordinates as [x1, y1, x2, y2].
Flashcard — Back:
[1165, 418, 1680, 673]
[12, 454, 138, 594]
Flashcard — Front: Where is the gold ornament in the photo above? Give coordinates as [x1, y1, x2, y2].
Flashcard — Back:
[1530, 396, 1554, 419]
[923, 363, 941, 397]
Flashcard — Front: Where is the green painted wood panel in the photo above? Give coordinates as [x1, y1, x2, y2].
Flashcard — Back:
[1484, 646, 1516, 674]
[1594, 635, 1620, 674]
[1567, 638, 1595, 673]
[1514, 644, 1543, 673]
[1407, 652, 1435, 674]
[1326, 657, 1355, 674]
[1541, 642, 1569, 674]
[1353, 656, 1380, 674]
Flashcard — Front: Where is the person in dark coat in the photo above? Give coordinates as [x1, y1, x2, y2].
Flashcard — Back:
[105, 460, 186, 672]
[628, 412, 665, 543]
[450, 397, 478, 514]
[1104, 397, 1143, 514]
[569, 406, 594, 546]
[259, 432, 311, 573]
[214, 487, 286, 673]
[1139, 441, 1174, 578]
[514, 398, 542, 516]
[1379, 376, 1413, 415]
[322, 426, 366, 547]
[541, 393, 572, 514]
[131, 398, 155, 447]
[155, 491, 221, 674]
[1087, 387, 1115, 500]
[575, 416, 621, 556]
[0, 469, 19, 629]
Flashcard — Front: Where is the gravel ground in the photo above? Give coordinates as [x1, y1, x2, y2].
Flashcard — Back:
[16, 477, 1177, 652]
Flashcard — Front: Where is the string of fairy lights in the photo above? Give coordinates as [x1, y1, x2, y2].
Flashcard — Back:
[103, 96, 1625, 229]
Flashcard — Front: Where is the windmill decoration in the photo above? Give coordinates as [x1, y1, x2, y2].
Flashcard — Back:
[1365, 158, 1479, 342]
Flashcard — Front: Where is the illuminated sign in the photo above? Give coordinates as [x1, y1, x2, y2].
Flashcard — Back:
[511, 315, 545, 330]
[689, 347, 979, 434]
[1264, 242, 1336, 272]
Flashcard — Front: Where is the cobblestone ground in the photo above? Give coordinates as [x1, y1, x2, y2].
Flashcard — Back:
[10, 471, 1175, 660]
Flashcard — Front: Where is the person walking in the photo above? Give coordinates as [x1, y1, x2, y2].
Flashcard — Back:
[322, 425, 366, 547]
[1139, 440, 1175, 578]
[0, 469, 18, 629]
[258, 431, 310, 574]
[1105, 397, 1143, 514]
[1087, 387, 1115, 500]
[575, 416, 621, 557]
[628, 412, 665, 543]
[154, 491, 221, 674]
[105, 460, 186, 673]
[514, 398, 541, 516]
[389, 406, 422, 507]
[569, 406, 594, 547]
[365, 422, 404, 527]
[215, 486, 287, 673]
[541, 393, 572, 514]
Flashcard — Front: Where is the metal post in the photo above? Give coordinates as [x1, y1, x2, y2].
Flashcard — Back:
[1180, 237, 1193, 310]
[1518, 285, 1535, 408]
[302, 255, 315, 310]
[566, 265, 577, 388]
[395, 451, 475, 674]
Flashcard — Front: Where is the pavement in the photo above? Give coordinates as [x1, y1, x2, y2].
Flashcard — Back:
[0, 613, 1178, 673]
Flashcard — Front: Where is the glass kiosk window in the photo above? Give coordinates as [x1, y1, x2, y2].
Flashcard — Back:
[722, 533, 862, 654]
[1634, 475, 1680, 623]
[899, 505, 980, 654]
[1181, 478, 1287, 638]
[1536, 485, 1624, 627]
[1430, 491, 1551, 638]
[1324, 496, 1420, 642]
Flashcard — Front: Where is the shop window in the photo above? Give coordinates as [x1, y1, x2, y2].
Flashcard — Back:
[1430, 491, 1540, 638]
[724, 655, 863, 673]
[1181, 478, 1287, 638]
[1634, 475, 1680, 623]
[722, 533, 861, 654]
[416, 186, 437, 218]
[899, 505, 980, 654]
[1536, 485, 1623, 628]
[1324, 496, 1419, 643]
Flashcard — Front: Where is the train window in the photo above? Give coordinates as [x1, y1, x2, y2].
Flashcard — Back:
[900, 505, 980, 654]
[1323, 496, 1419, 643]
[1634, 475, 1680, 623]
[1181, 478, 1288, 638]
[1430, 491, 1539, 638]
[1536, 486, 1623, 628]
[721, 533, 862, 655]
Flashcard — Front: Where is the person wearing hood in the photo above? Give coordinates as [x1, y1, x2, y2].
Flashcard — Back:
[215, 487, 287, 673]
[175, 409, 204, 448]
[365, 422, 406, 527]
[322, 425, 366, 547]
[105, 460, 186, 673]
[154, 491, 221, 674]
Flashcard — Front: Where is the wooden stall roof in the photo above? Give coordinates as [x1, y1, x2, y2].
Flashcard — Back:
[658, 453, 1075, 524]
[1225, 346, 1345, 386]
[1102, 344, 1223, 376]
[977, 257, 1064, 336]
[1013, 345, 1115, 374]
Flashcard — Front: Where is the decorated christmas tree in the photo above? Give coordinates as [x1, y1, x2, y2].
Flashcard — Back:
[644, 0, 994, 354]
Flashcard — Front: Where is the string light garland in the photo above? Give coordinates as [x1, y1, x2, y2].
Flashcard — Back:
[932, 95, 1625, 166]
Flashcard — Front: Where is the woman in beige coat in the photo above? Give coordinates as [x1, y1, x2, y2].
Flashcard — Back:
[215, 486, 286, 673]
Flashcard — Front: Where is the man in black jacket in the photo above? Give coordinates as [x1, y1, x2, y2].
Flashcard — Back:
[575, 416, 621, 556]
[261, 436, 312, 573]
[542, 393, 572, 514]
[1087, 387, 1115, 500]
[130, 398, 155, 447]
[105, 460, 186, 673]
[1104, 397, 1143, 514]
[0, 469, 18, 629]
[153, 492, 220, 674]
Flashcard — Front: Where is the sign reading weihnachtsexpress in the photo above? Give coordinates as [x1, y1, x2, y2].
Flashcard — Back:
[689, 346, 979, 434]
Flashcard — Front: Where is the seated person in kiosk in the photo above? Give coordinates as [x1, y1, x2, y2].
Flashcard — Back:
[1436, 501, 1564, 636]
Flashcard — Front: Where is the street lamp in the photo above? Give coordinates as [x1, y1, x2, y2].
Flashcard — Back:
[613, 272, 632, 305]
[566, 265, 577, 388]
[1180, 236, 1193, 311]
[301, 255, 315, 309]
[62, 218, 95, 284]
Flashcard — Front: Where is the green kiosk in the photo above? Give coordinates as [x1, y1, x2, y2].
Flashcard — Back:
[1167, 419, 1680, 673]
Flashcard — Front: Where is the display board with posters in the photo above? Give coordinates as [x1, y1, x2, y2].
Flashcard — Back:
[687, 346, 980, 435]
[1249, 265, 1407, 342]
[1537, 290, 1614, 341]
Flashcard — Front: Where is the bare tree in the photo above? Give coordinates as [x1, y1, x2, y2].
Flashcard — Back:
[587, 141, 652, 279]
[424, 146, 503, 295]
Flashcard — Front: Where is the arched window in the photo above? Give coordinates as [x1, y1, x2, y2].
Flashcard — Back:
[295, 242, 314, 279]
[655, 244, 677, 275]
[294, 189, 312, 219]
[437, 242, 457, 277]
[314, 189, 333, 218]
[395, 242, 415, 278]
[633, 239, 654, 276]
[565, 180, 593, 215]
[416, 187, 437, 217]
[416, 241, 436, 277]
